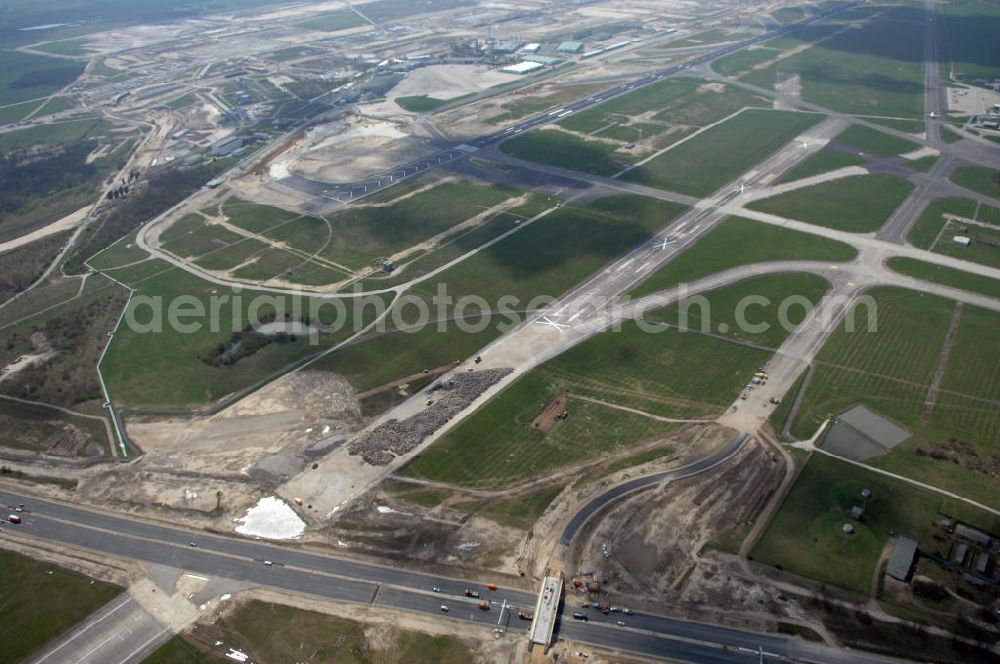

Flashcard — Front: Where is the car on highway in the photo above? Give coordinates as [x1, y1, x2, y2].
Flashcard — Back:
[572, 611, 588, 621]
[432, 586, 441, 592]
[7, 514, 22, 524]
[616, 620, 626, 626]
[263, 560, 273, 566]
[440, 605, 449, 612]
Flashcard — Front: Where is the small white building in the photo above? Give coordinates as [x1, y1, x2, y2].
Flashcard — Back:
[522, 43, 541, 53]
[501, 61, 544, 75]
[953, 235, 971, 246]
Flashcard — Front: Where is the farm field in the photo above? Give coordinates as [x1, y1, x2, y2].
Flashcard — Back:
[415, 195, 688, 305]
[403, 320, 766, 488]
[499, 129, 624, 176]
[787, 288, 1000, 508]
[747, 175, 915, 233]
[887, 257, 1000, 299]
[147, 600, 473, 664]
[100, 260, 390, 408]
[742, 5, 926, 118]
[630, 216, 856, 298]
[621, 109, 822, 196]
[648, 273, 832, 348]
[0, 550, 122, 664]
[752, 454, 1000, 595]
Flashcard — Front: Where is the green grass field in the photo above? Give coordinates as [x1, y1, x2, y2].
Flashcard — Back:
[747, 174, 914, 233]
[950, 166, 1000, 200]
[753, 454, 1000, 595]
[0, 550, 122, 664]
[315, 181, 522, 270]
[396, 95, 454, 112]
[711, 47, 782, 77]
[936, 0, 1000, 81]
[499, 129, 624, 176]
[887, 257, 1000, 299]
[481, 484, 566, 529]
[359, 195, 552, 290]
[148, 600, 473, 664]
[0, 50, 85, 106]
[930, 221, 1000, 269]
[311, 317, 502, 392]
[776, 150, 866, 184]
[630, 216, 856, 298]
[906, 197, 977, 249]
[101, 260, 390, 408]
[404, 321, 767, 487]
[787, 288, 1000, 508]
[743, 6, 926, 118]
[0, 117, 111, 152]
[621, 109, 822, 196]
[648, 273, 832, 348]
[556, 77, 765, 138]
[294, 9, 366, 32]
[415, 195, 687, 305]
[834, 124, 920, 156]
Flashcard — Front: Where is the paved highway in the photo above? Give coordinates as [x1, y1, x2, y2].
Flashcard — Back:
[1, 488, 911, 663]
[560, 433, 749, 546]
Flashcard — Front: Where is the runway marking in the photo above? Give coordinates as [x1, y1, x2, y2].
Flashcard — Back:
[34, 595, 135, 663]
[536, 316, 570, 331]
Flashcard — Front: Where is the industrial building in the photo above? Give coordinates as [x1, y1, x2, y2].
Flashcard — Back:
[887, 536, 918, 581]
[502, 61, 544, 75]
[211, 136, 244, 157]
[954, 235, 972, 246]
[556, 41, 584, 53]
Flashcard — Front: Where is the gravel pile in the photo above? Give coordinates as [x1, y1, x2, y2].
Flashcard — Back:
[348, 368, 513, 465]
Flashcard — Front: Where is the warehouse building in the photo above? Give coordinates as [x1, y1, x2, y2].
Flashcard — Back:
[887, 536, 918, 581]
[556, 41, 584, 53]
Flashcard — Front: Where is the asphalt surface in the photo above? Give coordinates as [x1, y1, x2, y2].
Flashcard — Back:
[26, 595, 169, 664]
[560, 433, 749, 545]
[1, 488, 912, 664]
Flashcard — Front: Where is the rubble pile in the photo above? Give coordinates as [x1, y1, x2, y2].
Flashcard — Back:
[348, 368, 513, 465]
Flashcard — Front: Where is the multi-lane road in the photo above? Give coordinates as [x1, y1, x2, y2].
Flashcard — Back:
[1, 487, 912, 663]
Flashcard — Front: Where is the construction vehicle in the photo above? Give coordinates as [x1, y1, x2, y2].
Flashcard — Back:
[586, 583, 600, 593]
[478, 601, 490, 610]
[487, 582, 497, 591]
[517, 609, 534, 620]
[600, 603, 610, 615]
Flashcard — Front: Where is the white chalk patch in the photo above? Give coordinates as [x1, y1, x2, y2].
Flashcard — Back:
[234, 496, 305, 540]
